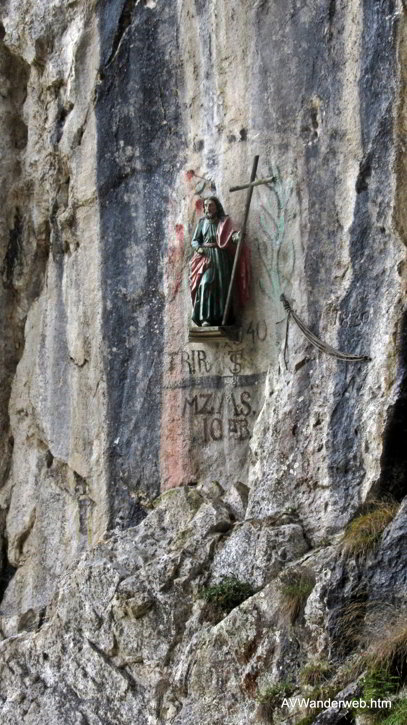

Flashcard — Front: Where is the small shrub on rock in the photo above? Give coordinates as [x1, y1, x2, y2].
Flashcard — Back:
[201, 576, 254, 615]
[255, 681, 294, 723]
[363, 666, 400, 702]
[278, 567, 315, 623]
[307, 683, 340, 704]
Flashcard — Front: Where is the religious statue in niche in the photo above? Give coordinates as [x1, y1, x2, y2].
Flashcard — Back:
[186, 155, 372, 360]
[189, 196, 251, 328]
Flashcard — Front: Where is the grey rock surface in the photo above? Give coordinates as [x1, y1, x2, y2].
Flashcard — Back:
[0, 0, 406, 723]
[0, 485, 309, 724]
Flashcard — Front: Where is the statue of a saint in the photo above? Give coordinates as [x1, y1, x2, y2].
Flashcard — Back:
[189, 197, 250, 327]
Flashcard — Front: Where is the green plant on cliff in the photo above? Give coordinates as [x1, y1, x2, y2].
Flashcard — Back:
[342, 500, 399, 556]
[357, 666, 399, 721]
[362, 666, 400, 702]
[334, 603, 407, 697]
[278, 567, 315, 623]
[339, 607, 407, 721]
[255, 681, 294, 723]
[381, 698, 407, 725]
[308, 683, 341, 705]
[200, 576, 254, 614]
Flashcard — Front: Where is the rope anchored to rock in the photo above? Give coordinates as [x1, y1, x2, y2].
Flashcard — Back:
[280, 294, 371, 366]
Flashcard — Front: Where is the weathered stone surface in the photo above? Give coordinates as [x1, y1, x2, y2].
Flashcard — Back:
[0, 0, 406, 723]
[0, 486, 306, 724]
[211, 518, 309, 588]
[0, 0, 109, 624]
[0, 475, 401, 724]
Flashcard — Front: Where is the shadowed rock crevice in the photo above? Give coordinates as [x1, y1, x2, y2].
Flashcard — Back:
[105, 0, 134, 68]
[0, 542, 17, 606]
[355, 151, 372, 193]
[2, 208, 23, 288]
[382, 7, 407, 502]
[378, 311, 407, 501]
[394, 5, 407, 246]
[52, 103, 73, 146]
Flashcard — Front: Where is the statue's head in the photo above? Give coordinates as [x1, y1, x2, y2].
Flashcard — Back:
[204, 196, 225, 220]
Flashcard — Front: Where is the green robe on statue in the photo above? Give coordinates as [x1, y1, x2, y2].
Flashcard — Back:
[189, 217, 235, 326]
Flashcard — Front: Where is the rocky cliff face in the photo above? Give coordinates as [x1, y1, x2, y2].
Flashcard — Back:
[0, 0, 406, 723]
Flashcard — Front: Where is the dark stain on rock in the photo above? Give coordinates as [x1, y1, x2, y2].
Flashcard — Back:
[301, 102, 321, 145]
[299, 11, 343, 327]
[50, 199, 64, 268]
[12, 116, 28, 150]
[2, 208, 23, 288]
[52, 104, 73, 146]
[96, 1, 185, 525]
[241, 670, 259, 697]
[327, 0, 336, 41]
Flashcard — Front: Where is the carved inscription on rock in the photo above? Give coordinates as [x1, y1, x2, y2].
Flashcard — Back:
[182, 389, 255, 443]
[165, 337, 266, 453]
[167, 347, 253, 376]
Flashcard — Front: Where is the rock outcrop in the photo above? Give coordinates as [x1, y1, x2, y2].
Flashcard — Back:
[0, 0, 406, 723]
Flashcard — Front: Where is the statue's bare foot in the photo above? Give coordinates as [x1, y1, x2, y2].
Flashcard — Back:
[202, 321, 211, 327]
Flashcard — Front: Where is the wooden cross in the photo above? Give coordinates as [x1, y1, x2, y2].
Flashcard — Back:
[222, 155, 275, 326]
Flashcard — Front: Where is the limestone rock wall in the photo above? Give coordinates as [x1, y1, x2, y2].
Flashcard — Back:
[0, 0, 406, 723]
[0, 0, 109, 626]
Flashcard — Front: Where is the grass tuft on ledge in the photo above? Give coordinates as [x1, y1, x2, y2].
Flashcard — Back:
[365, 617, 407, 676]
[278, 567, 315, 623]
[342, 500, 399, 556]
[300, 660, 333, 686]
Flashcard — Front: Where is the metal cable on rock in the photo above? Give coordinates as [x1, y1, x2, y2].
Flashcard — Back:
[280, 294, 371, 363]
